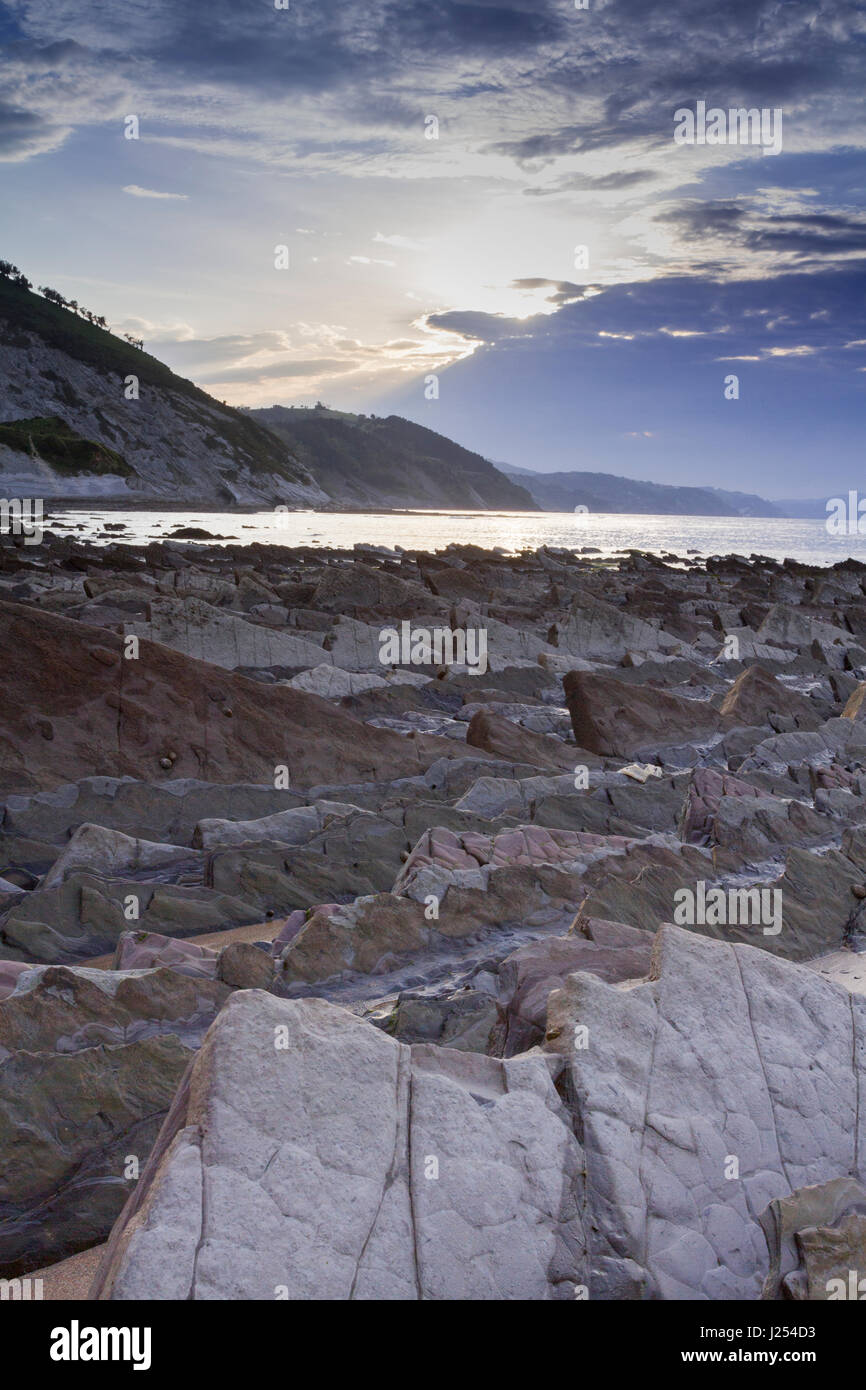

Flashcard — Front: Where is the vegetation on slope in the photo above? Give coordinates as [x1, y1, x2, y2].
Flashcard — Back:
[249, 404, 536, 510]
[0, 274, 313, 488]
[0, 415, 133, 476]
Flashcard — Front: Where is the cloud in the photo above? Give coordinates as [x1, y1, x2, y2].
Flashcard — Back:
[660, 199, 866, 263]
[122, 185, 188, 200]
[510, 278, 594, 306]
[525, 169, 659, 197]
[152, 331, 293, 366]
[373, 232, 427, 250]
[0, 99, 69, 161]
[198, 358, 357, 386]
[3, 0, 865, 180]
[433, 264, 866, 358]
[376, 260, 866, 492]
[3, 0, 866, 459]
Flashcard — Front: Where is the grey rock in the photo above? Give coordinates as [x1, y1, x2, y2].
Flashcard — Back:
[556, 589, 682, 662]
[126, 596, 329, 671]
[757, 605, 858, 652]
[545, 924, 866, 1299]
[41, 823, 203, 891]
[217, 941, 275, 991]
[1, 777, 306, 851]
[759, 1176, 866, 1299]
[93, 992, 586, 1300]
[0, 957, 219, 1278]
[383, 989, 507, 1055]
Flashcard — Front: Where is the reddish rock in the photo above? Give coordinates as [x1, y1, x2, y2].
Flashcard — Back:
[719, 664, 818, 728]
[466, 707, 590, 771]
[679, 766, 766, 844]
[564, 669, 721, 758]
[0, 600, 472, 794]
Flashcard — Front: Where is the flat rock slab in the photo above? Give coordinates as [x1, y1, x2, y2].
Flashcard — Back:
[807, 951, 866, 997]
[0, 600, 473, 796]
[92, 992, 586, 1300]
[564, 669, 722, 759]
[545, 923, 866, 1299]
[125, 595, 329, 671]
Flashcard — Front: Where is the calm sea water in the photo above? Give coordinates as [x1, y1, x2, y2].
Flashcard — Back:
[46, 508, 861, 568]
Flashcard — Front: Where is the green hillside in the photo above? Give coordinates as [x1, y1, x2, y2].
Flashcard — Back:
[249, 404, 536, 510]
[0, 415, 132, 476]
[0, 276, 312, 489]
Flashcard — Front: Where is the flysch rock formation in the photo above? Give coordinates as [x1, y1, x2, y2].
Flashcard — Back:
[92, 924, 866, 1300]
[91, 991, 586, 1300]
[545, 924, 866, 1300]
[2, 531, 866, 1294]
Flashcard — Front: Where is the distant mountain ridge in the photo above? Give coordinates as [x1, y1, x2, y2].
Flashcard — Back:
[771, 498, 835, 519]
[247, 404, 535, 510]
[502, 465, 782, 517]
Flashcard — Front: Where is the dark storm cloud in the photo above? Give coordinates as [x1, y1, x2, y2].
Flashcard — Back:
[661, 201, 866, 262]
[0, 97, 65, 159]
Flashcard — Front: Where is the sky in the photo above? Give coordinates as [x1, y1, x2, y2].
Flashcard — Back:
[0, 0, 865, 497]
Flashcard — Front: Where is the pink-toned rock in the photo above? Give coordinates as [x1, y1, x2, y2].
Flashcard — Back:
[0, 959, 30, 1000]
[394, 823, 632, 893]
[270, 906, 341, 954]
[499, 917, 654, 1053]
[465, 708, 584, 771]
[815, 764, 859, 791]
[112, 931, 219, 979]
[679, 766, 765, 844]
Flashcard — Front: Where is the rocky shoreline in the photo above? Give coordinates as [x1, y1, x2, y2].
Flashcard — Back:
[2, 530, 866, 1299]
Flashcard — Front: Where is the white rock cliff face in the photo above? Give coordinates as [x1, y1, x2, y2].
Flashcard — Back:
[0, 326, 328, 505]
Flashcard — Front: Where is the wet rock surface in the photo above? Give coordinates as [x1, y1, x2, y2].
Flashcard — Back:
[3, 534, 866, 1296]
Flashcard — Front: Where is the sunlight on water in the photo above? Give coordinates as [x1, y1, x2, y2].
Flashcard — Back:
[45, 508, 863, 567]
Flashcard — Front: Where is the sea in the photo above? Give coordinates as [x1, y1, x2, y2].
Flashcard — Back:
[44, 507, 862, 568]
